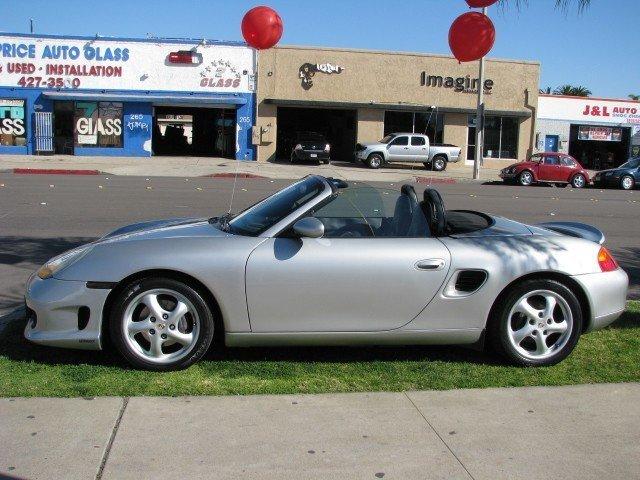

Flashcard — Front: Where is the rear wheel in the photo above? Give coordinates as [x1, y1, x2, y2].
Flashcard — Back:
[571, 173, 587, 189]
[109, 277, 215, 371]
[518, 171, 534, 186]
[621, 175, 635, 190]
[367, 153, 383, 169]
[323, 159, 331, 165]
[429, 156, 447, 172]
[488, 279, 582, 367]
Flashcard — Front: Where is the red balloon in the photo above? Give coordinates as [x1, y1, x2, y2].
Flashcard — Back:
[466, 0, 499, 7]
[241, 6, 283, 50]
[448, 12, 496, 63]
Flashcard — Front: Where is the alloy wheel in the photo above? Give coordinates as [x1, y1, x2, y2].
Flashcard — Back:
[572, 175, 586, 188]
[433, 157, 446, 171]
[621, 176, 634, 190]
[506, 290, 573, 361]
[122, 288, 200, 364]
[519, 171, 533, 186]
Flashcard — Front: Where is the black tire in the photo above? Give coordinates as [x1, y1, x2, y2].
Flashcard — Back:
[323, 159, 330, 165]
[621, 175, 635, 190]
[367, 153, 384, 169]
[488, 279, 583, 367]
[517, 170, 534, 186]
[109, 277, 215, 371]
[431, 156, 447, 172]
[571, 173, 587, 189]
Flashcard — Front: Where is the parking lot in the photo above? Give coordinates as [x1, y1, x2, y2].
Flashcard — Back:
[1, 172, 638, 316]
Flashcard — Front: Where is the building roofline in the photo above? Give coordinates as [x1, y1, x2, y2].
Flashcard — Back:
[275, 44, 540, 66]
[0, 31, 248, 47]
[539, 93, 640, 103]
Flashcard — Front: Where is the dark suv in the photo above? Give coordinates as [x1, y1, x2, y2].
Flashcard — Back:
[290, 132, 331, 164]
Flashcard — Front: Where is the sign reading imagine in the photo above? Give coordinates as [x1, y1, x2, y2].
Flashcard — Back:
[420, 72, 494, 94]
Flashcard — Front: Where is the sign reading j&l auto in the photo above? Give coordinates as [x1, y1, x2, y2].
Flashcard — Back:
[539, 95, 640, 125]
[0, 35, 255, 93]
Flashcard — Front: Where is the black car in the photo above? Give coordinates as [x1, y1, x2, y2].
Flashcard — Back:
[290, 132, 331, 164]
[593, 157, 640, 190]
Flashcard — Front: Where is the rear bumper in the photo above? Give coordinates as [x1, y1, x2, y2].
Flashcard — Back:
[292, 150, 330, 162]
[572, 268, 629, 332]
[24, 274, 109, 350]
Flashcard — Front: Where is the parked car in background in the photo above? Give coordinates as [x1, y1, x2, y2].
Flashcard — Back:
[593, 157, 640, 190]
[500, 153, 590, 188]
[290, 132, 331, 164]
[355, 133, 461, 171]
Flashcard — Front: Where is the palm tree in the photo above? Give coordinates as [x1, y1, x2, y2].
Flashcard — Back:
[500, 0, 591, 11]
[553, 84, 592, 97]
[629, 94, 640, 101]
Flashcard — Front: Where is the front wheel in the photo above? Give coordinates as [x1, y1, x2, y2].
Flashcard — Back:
[571, 174, 587, 189]
[488, 279, 582, 367]
[367, 153, 383, 169]
[518, 171, 534, 186]
[621, 175, 635, 190]
[109, 277, 215, 371]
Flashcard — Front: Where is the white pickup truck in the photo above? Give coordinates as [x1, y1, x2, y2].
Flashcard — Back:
[355, 133, 461, 171]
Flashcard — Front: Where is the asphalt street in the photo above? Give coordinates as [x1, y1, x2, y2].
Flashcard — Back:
[0, 173, 638, 316]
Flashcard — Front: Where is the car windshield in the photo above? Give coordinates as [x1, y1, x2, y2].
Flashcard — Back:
[225, 176, 326, 236]
[619, 157, 640, 169]
[380, 134, 396, 144]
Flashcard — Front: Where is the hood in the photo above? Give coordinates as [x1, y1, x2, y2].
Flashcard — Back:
[99, 217, 230, 244]
[595, 168, 623, 175]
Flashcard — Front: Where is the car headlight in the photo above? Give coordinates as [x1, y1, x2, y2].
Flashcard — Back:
[37, 246, 91, 280]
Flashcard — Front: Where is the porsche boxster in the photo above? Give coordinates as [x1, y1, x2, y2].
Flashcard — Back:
[25, 175, 628, 370]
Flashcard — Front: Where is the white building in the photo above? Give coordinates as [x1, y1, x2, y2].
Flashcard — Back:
[536, 94, 640, 170]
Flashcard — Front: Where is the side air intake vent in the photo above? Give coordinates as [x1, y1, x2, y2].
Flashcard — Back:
[454, 270, 488, 293]
[78, 306, 90, 331]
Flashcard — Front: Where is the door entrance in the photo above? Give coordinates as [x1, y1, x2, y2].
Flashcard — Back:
[152, 106, 236, 158]
[545, 135, 559, 152]
[53, 101, 75, 155]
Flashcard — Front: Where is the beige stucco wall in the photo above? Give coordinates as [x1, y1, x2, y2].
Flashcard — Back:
[256, 45, 540, 162]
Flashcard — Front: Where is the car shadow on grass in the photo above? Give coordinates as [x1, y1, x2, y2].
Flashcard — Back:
[2, 305, 638, 370]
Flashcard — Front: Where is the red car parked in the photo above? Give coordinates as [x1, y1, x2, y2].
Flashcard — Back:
[500, 153, 590, 188]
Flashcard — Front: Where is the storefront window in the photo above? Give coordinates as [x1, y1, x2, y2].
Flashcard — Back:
[0, 99, 27, 147]
[467, 115, 519, 160]
[384, 110, 444, 144]
[74, 101, 123, 148]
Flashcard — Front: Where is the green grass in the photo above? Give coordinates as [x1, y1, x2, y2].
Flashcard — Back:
[1, 302, 639, 397]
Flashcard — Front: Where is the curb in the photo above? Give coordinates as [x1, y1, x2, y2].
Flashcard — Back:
[204, 173, 269, 180]
[12, 168, 102, 175]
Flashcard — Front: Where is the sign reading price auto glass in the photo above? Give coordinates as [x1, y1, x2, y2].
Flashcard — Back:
[0, 35, 255, 93]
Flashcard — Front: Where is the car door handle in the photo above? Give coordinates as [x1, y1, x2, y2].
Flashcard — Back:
[415, 259, 446, 271]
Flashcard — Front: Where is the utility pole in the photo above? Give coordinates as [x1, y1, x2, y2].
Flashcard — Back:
[30, 18, 34, 33]
[473, 6, 487, 180]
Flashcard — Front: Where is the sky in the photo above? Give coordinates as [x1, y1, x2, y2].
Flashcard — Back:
[1, 0, 638, 99]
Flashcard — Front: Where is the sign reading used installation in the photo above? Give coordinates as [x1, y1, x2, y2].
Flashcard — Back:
[577, 126, 622, 142]
[0, 35, 255, 93]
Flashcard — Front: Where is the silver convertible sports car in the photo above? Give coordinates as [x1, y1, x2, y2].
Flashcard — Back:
[25, 175, 628, 370]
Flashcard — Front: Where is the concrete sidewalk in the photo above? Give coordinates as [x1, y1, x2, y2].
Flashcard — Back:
[0, 154, 501, 183]
[1, 383, 638, 480]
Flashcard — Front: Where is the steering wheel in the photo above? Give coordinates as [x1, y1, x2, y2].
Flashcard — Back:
[423, 189, 447, 236]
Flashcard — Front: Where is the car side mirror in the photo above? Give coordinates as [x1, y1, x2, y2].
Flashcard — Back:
[292, 217, 325, 239]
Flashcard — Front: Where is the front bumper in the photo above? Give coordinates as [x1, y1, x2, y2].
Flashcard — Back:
[573, 268, 629, 332]
[592, 174, 621, 188]
[24, 274, 110, 350]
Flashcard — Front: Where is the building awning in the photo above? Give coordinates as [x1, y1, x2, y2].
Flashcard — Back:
[41, 91, 247, 108]
[264, 98, 532, 118]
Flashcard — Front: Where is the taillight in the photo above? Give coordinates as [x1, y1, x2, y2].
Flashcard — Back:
[598, 246, 619, 272]
[324, 144, 331, 153]
[294, 144, 302, 150]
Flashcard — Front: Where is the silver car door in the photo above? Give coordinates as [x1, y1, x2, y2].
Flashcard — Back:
[245, 237, 451, 332]
[409, 135, 428, 162]
[386, 135, 410, 161]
